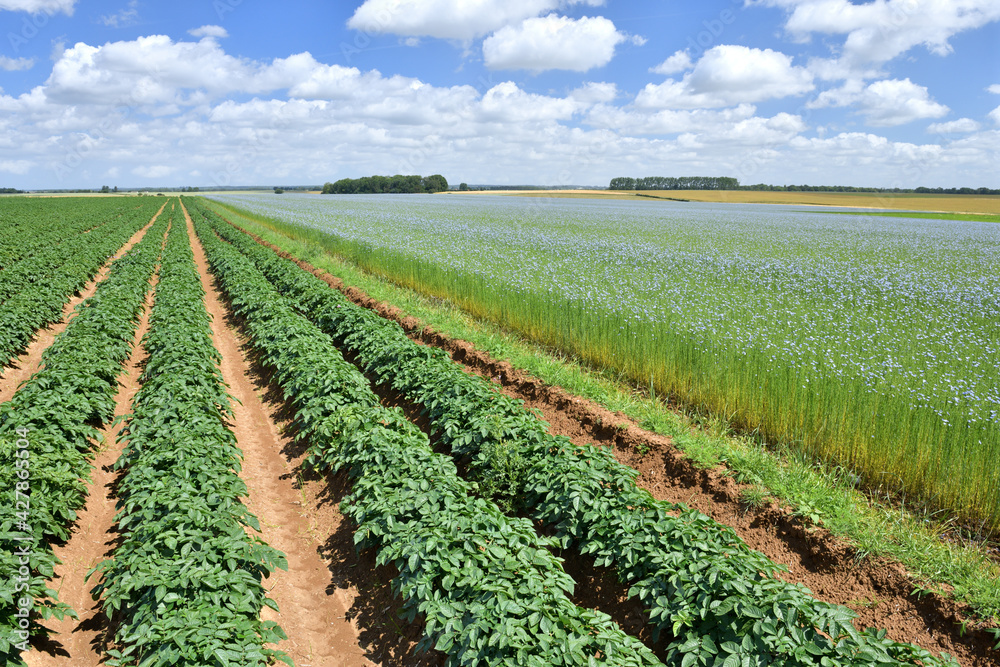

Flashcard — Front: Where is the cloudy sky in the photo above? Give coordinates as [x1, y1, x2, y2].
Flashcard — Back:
[1, 0, 998, 189]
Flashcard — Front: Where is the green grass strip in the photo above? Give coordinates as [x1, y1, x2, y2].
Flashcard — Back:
[199, 197, 1000, 627]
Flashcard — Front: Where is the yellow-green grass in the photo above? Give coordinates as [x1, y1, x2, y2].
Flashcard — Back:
[198, 196, 1000, 624]
[451, 189, 1000, 215]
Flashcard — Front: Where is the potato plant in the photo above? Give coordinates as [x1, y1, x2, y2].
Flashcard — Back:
[0, 210, 169, 666]
[0, 198, 163, 367]
[191, 203, 663, 667]
[89, 213, 291, 667]
[192, 201, 957, 667]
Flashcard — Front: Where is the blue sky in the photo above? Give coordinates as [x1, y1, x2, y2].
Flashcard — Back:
[1, 0, 998, 189]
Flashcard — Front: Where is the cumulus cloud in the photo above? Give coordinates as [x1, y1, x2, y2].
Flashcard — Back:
[0, 56, 34, 71]
[636, 45, 813, 109]
[0, 159, 33, 174]
[483, 15, 635, 71]
[569, 81, 618, 104]
[479, 81, 582, 122]
[347, 0, 603, 41]
[756, 0, 1000, 72]
[927, 118, 981, 134]
[650, 50, 692, 75]
[43, 36, 254, 105]
[39, 34, 337, 108]
[2, 29, 994, 191]
[0, 0, 74, 14]
[132, 164, 175, 179]
[990, 106, 1000, 126]
[811, 78, 948, 126]
[989, 84, 1000, 95]
[189, 25, 229, 40]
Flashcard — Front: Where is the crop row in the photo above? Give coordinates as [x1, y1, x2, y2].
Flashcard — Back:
[190, 201, 664, 666]
[0, 207, 170, 666]
[194, 202, 957, 667]
[0, 198, 141, 270]
[0, 199, 163, 369]
[0, 211, 110, 302]
[89, 208, 290, 667]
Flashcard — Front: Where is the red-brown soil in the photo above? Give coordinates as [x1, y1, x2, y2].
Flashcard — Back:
[0, 202, 166, 404]
[25, 212, 168, 666]
[237, 225, 999, 667]
[22, 202, 438, 667]
[185, 203, 444, 666]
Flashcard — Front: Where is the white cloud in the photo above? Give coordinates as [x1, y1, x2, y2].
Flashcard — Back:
[41, 35, 323, 107]
[347, 0, 604, 41]
[650, 50, 692, 75]
[586, 102, 808, 147]
[479, 81, 582, 122]
[0, 56, 34, 71]
[989, 84, 1000, 95]
[569, 81, 618, 104]
[100, 0, 138, 28]
[636, 45, 813, 109]
[132, 164, 175, 179]
[2, 29, 994, 191]
[189, 25, 229, 40]
[990, 106, 1000, 126]
[0, 0, 74, 14]
[756, 0, 1000, 72]
[0, 159, 32, 174]
[927, 118, 981, 134]
[483, 15, 632, 72]
[811, 78, 948, 126]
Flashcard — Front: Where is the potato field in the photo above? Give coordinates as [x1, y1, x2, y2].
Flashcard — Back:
[0, 196, 995, 667]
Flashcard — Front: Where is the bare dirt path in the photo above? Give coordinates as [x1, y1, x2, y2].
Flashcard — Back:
[0, 202, 167, 403]
[183, 203, 389, 667]
[240, 228, 997, 667]
[25, 214, 168, 667]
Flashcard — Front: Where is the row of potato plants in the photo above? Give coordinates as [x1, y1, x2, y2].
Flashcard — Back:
[0, 198, 132, 270]
[0, 209, 110, 302]
[0, 208, 170, 666]
[89, 210, 291, 667]
[190, 203, 664, 667]
[0, 199, 163, 369]
[194, 201, 957, 667]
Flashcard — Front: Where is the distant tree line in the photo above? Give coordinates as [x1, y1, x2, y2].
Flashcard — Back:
[321, 174, 448, 194]
[0, 188, 23, 194]
[610, 176, 739, 190]
[610, 177, 1000, 195]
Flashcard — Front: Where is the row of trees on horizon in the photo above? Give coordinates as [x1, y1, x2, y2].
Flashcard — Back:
[609, 176, 1000, 195]
[321, 174, 448, 195]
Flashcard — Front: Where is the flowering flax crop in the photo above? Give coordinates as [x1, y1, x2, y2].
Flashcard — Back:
[209, 193, 1000, 530]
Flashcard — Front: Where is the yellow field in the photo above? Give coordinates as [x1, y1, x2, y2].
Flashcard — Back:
[451, 189, 1000, 215]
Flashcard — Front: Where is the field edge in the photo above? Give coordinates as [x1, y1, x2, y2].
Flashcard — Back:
[195, 196, 1000, 634]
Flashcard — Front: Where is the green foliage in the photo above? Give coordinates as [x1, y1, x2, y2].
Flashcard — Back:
[609, 176, 739, 190]
[470, 428, 529, 514]
[321, 173, 448, 194]
[193, 200, 961, 667]
[0, 206, 169, 666]
[0, 198, 163, 366]
[189, 201, 661, 667]
[90, 209, 290, 667]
